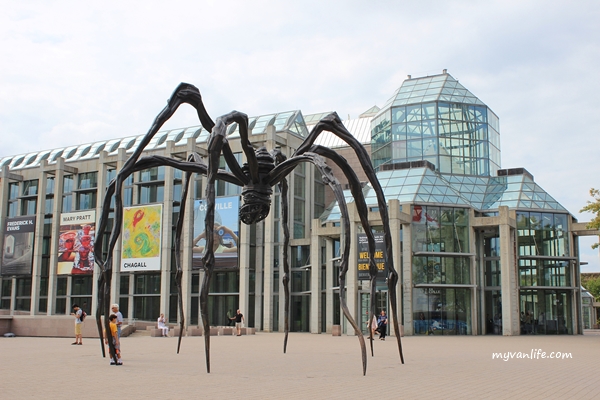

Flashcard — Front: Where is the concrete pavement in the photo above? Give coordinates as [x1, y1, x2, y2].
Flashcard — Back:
[1, 331, 599, 399]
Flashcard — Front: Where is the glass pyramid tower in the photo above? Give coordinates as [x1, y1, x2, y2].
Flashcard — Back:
[371, 71, 501, 177]
[322, 72, 567, 222]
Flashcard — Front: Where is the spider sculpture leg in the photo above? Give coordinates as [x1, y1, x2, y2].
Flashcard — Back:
[269, 152, 370, 374]
[294, 113, 404, 364]
[174, 153, 207, 354]
[93, 83, 217, 362]
[198, 111, 253, 373]
[173, 152, 244, 353]
[303, 145, 380, 357]
[269, 150, 291, 353]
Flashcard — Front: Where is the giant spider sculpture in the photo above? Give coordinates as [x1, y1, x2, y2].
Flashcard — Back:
[93, 83, 404, 375]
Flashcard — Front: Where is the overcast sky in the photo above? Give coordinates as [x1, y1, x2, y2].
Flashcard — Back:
[1, 1, 599, 271]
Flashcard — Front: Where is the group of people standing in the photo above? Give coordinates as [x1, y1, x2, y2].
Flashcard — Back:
[71, 303, 123, 365]
[107, 303, 124, 365]
[71, 304, 246, 366]
[368, 310, 388, 340]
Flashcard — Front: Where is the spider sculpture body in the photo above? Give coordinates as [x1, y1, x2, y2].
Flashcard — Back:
[93, 83, 404, 375]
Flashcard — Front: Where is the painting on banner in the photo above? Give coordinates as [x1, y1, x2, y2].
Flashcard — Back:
[192, 196, 240, 270]
[1, 216, 36, 276]
[121, 204, 162, 272]
[57, 211, 96, 275]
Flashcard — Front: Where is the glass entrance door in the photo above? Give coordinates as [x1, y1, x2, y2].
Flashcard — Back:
[484, 290, 502, 334]
[290, 294, 310, 332]
[359, 290, 388, 335]
[519, 289, 572, 335]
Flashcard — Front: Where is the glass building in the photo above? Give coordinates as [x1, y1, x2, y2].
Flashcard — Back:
[0, 71, 591, 338]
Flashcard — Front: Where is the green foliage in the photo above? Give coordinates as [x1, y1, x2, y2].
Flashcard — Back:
[580, 188, 600, 249]
[581, 275, 600, 300]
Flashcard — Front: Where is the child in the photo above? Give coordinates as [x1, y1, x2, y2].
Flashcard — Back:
[105, 314, 123, 365]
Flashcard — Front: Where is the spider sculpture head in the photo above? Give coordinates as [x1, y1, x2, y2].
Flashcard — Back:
[239, 146, 274, 224]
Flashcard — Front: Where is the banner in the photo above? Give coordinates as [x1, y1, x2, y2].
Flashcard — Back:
[121, 204, 162, 272]
[57, 211, 96, 275]
[357, 232, 386, 280]
[192, 196, 240, 270]
[1, 216, 36, 276]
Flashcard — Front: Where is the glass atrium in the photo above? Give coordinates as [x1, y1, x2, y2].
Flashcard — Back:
[371, 72, 500, 176]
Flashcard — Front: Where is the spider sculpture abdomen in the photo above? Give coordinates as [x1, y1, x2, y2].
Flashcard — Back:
[240, 146, 274, 225]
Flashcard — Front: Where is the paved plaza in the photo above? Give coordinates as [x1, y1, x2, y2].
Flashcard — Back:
[1, 330, 599, 399]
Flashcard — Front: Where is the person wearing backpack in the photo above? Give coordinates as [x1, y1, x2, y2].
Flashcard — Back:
[70, 304, 83, 345]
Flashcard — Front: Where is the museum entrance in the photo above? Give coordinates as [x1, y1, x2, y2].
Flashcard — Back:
[484, 290, 502, 334]
[290, 294, 310, 332]
[519, 289, 572, 334]
[359, 290, 388, 335]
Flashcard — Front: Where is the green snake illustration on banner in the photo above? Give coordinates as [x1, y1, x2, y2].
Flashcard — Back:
[121, 204, 162, 271]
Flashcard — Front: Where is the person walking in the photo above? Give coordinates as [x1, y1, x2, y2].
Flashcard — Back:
[234, 309, 244, 336]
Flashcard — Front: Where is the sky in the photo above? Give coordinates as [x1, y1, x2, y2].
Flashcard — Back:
[1, 0, 599, 271]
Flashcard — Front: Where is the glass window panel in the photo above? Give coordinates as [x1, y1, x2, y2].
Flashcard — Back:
[9, 183, 19, 199]
[77, 191, 97, 210]
[78, 172, 98, 189]
[406, 140, 423, 158]
[22, 180, 39, 196]
[392, 106, 407, 123]
[45, 198, 54, 214]
[390, 140, 406, 160]
[63, 176, 74, 193]
[139, 167, 165, 182]
[21, 199, 37, 215]
[56, 276, 68, 296]
[134, 274, 161, 294]
[71, 276, 93, 295]
[438, 120, 451, 135]
[488, 110, 499, 131]
[120, 275, 130, 295]
[406, 105, 422, 122]
[406, 122, 421, 138]
[413, 288, 472, 335]
[422, 121, 435, 137]
[392, 123, 407, 140]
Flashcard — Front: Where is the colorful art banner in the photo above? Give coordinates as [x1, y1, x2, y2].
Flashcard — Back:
[192, 196, 240, 270]
[121, 204, 162, 272]
[1, 216, 36, 276]
[357, 232, 386, 280]
[57, 211, 96, 275]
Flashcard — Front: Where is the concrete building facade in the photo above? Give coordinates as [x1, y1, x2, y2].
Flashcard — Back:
[0, 71, 592, 337]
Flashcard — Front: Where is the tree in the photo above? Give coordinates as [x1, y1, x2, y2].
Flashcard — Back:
[581, 275, 600, 300]
[580, 188, 600, 249]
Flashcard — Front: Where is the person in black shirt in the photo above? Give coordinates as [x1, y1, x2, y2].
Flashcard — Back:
[234, 309, 244, 336]
[377, 310, 388, 340]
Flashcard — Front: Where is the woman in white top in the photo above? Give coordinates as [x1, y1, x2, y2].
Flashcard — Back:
[157, 313, 169, 337]
[367, 314, 378, 338]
